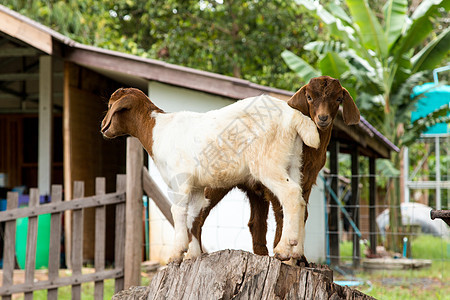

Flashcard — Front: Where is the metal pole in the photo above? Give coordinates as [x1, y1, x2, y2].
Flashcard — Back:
[435, 136, 441, 210]
[403, 147, 409, 203]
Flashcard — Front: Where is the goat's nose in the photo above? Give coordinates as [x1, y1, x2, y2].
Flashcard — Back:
[318, 115, 329, 122]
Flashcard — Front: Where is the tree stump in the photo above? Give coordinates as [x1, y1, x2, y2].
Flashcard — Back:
[113, 250, 374, 299]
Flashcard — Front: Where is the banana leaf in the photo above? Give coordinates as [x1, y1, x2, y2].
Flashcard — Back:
[281, 50, 320, 82]
[383, 0, 408, 49]
[346, 0, 388, 58]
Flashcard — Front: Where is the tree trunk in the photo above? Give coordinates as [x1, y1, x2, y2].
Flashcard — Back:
[113, 250, 375, 299]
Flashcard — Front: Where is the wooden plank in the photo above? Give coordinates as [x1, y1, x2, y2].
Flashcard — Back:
[142, 167, 174, 226]
[0, 9, 52, 54]
[125, 137, 143, 289]
[48, 185, 63, 300]
[2, 192, 19, 300]
[0, 192, 125, 222]
[72, 181, 84, 300]
[94, 178, 106, 300]
[369, 157, 377, 255]
[0, 73, 40, 81]
[351, 148, 360, 268]
[329, 139, 340, 265]
[115, 174, 126, 293]
[0, 268, 123, 295]
[334, 116, 391, 159]
[0, 48, 39, 57]
[24, 188, 39, 300]
[38, 55, 53, 196]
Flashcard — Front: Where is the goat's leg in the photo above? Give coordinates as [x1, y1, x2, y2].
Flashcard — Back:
[259, 174, 303, 261]
[189, 187, 232, 254]
[168, 182, 192, 263]
[244, 185, 269, 256]
[287, 162, 308, 261]
[266, 189, 283, 249]
[185, 189, 218, 259]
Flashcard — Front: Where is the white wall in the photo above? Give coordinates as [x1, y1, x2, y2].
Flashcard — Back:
[148, 81, 234, 112]
[304, 174, 326, 262]
[147, 81, 326, 264]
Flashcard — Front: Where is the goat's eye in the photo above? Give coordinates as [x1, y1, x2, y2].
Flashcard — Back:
[306, 95, 312, 101]
[337, 97, 343, 103]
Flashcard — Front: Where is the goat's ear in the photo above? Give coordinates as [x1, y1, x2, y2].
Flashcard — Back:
[102, 96, 134, 130]
[110, 96, 134, 114]
[342, 88, 360, 125]
[288, 85, 309, 116]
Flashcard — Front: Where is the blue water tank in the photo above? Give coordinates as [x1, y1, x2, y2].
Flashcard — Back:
[411, 83, 450, 135]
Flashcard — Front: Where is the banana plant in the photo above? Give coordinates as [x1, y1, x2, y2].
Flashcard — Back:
[283, 0, 450, 252]
[282, 0, 449, 142]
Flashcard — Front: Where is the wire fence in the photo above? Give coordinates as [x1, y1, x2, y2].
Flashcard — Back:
[144, 166, 449, 297]
[145, 172, 448, 257]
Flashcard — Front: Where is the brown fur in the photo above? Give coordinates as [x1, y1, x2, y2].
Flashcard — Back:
[101, 88, 164, 157]
[192, 76, 360, 259]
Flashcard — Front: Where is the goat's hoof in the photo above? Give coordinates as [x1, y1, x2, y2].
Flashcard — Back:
[274, 252, 290, 261]
[168, 256, 183, 265]
[297, 255, 309, 267]
[184, 251, 201, 260]
[289, 239, 298, 246]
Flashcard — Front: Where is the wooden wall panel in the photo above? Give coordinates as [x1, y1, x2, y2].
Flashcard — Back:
[64, 62, 125, 262]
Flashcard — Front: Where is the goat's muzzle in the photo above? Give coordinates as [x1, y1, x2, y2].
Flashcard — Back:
[100, 121, 113, 138]
[315, 117, 332, 131]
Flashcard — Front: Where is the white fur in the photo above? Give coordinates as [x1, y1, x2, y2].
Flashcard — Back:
[150, 95, 319, 262]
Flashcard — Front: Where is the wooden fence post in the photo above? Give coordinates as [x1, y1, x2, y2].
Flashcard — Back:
[369, 157, 377, 255]
[48, 185, 63, 300]
[2, 192, 18, 300]
[24, 189, 39, 300]
[351, 148, 360, 269]
[329, 139, 340, 265]
[115, 174, 126, 293]
[95, 177, 106, 300]
[125, 137, 143, 289]
[72, 181, 84, 300]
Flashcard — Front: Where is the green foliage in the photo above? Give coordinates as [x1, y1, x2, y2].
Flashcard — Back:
[284, 0, 450, 147]
[383, 0, 408, 48]
[411, 235, 450, 260]
[3, 0, 325, 91]
[281, 50, 319, 82]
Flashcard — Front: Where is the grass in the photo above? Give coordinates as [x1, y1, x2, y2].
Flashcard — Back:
[14, 273, 153, 300]
[337, 235, 450, 300]
[11, 235, 450, 299]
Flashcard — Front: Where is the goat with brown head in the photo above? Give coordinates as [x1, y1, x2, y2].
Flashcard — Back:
[195, 76, 360, 264]
[288, 76, 360, 129]
[101, 88, 163, 156]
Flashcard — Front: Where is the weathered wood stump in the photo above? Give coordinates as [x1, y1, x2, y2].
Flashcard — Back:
[113, 250, 374, 299]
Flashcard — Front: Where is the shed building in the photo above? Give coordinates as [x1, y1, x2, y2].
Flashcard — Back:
[0, 5, 398, 265]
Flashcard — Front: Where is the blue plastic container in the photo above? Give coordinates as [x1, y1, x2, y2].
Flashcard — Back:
[411, 83, 450, 135]
[0, 199, 6, 211]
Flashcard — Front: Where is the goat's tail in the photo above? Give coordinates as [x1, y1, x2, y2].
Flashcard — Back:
[293, 113, 320, 149]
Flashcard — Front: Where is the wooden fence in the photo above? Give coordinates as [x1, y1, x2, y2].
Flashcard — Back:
[0, 137, 175, 299]
[0, 176, 126, 299]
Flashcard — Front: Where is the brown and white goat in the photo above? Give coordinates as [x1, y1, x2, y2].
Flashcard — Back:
[100, 88, 321, 262]
[191, 76, 360, 263]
